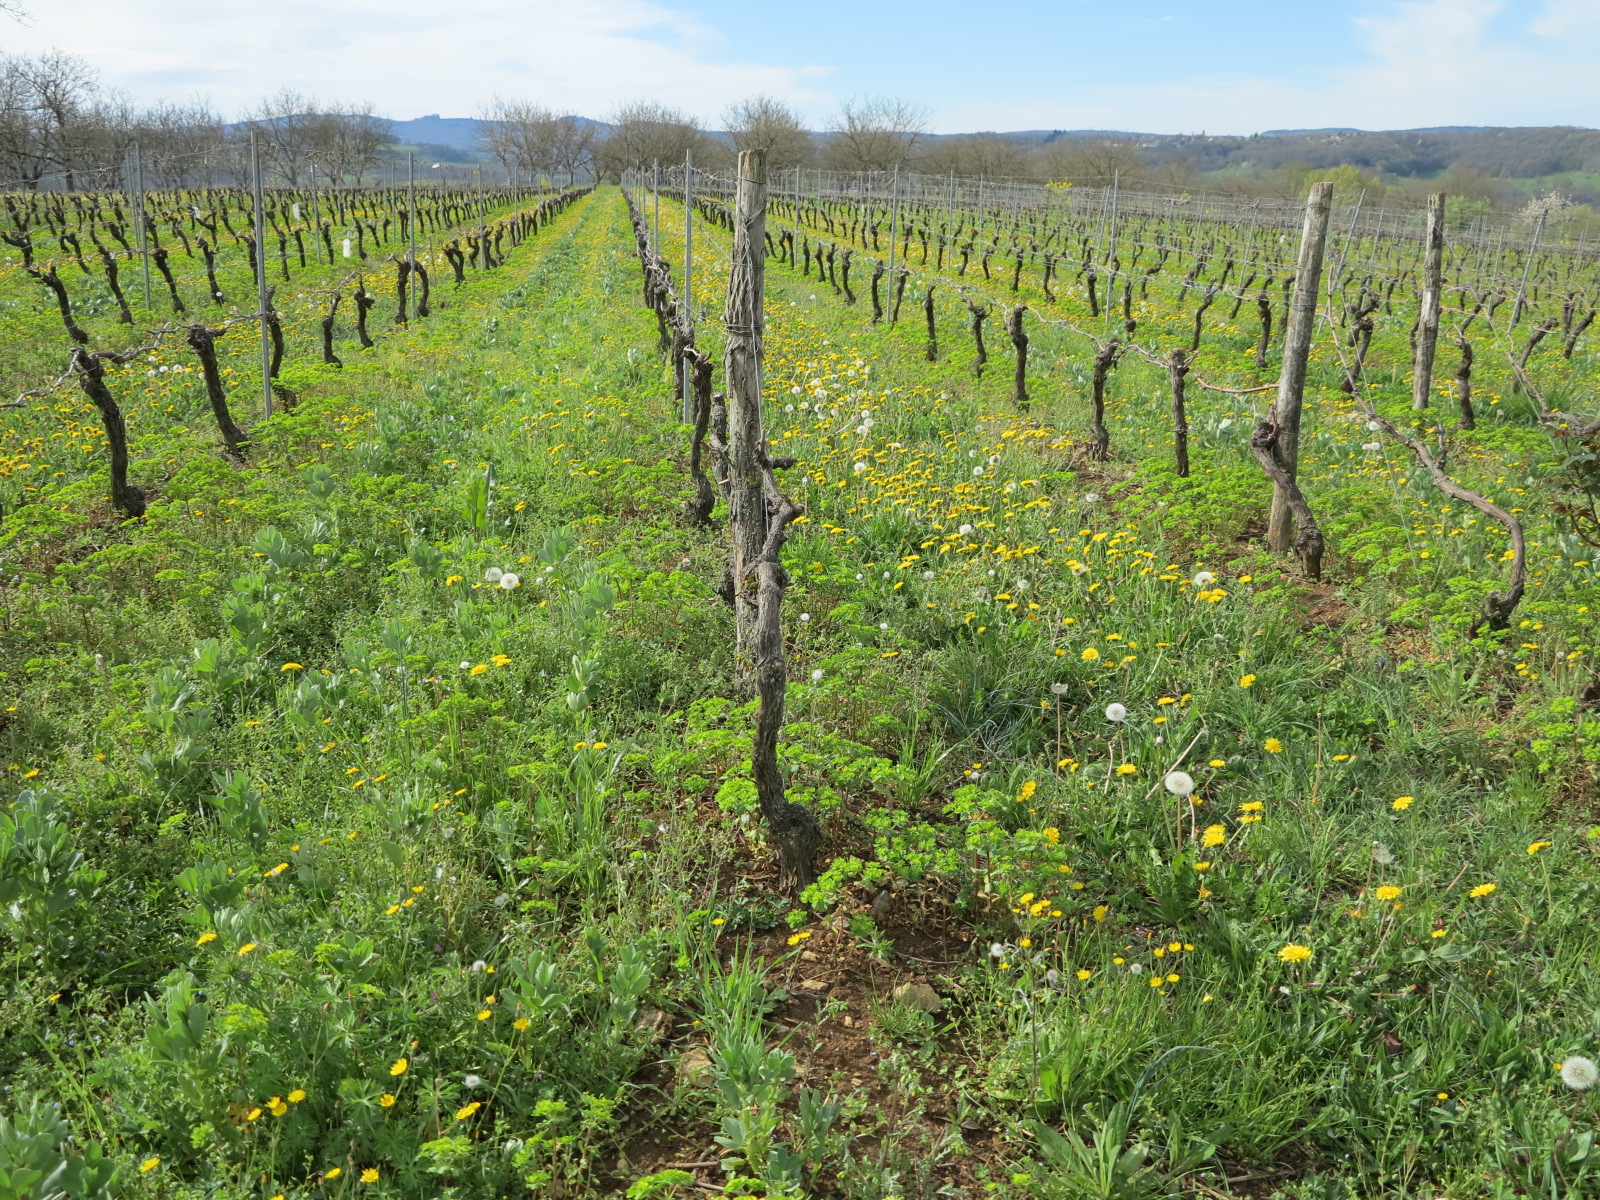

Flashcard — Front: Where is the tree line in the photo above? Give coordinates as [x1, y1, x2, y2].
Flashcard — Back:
[1, 51, 394, 189]
[9, 42, 1596, 226]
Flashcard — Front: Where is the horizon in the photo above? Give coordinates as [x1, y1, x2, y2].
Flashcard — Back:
[382, 114, 1599, 139]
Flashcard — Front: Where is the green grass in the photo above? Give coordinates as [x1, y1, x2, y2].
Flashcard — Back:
[0, 185, 1597, 1200]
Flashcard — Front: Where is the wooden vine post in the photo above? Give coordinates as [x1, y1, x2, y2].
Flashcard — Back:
[722, 147, 821, 892]
[725, 148, 770, 662]
[1412, 192, 1445, 410]
[1266, 181, 1333, 554]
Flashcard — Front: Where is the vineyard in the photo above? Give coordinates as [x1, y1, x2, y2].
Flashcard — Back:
[0, 148, 1598, 1200]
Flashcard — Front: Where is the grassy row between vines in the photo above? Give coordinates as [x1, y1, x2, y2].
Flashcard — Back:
[0, 185, 1596, 1199]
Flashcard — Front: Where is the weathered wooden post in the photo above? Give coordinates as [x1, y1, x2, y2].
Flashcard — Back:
[722, 146, 821, 893]
[250, 130, 274, 418]
[1412, 192, 1445, 410]
[1168, 347, 1191, 478]
[1266, 181, 1333, 554]
[725, 147, 769, 666]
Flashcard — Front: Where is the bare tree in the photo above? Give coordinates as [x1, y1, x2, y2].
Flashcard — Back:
[479, 97, 556, 180]
[234, 88, 317, 184]
[0, 50, 99, 188]
[234, 89, 390, 185]
[133, 100, 225, 187]
[307, 105, 390, 184]
[548, 114, 595, 184]
[1037, 138, 1144, 188]
[595, 101, 703, 177]
[920, 133, 1026, 179]
[724, 95, 813, 171]
[822, 96, 928, 173]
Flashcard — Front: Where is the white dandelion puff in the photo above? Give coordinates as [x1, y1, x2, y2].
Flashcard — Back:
[1561, 1056, 1597, 1091]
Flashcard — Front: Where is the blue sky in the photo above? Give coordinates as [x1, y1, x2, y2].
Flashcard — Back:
[6, 0, 1597, 132]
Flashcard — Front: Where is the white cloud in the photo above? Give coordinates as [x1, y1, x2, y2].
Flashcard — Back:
[942, 0, 1600, 133]
[2, 0, 830, 121]
[1531, 0, 1600, 38]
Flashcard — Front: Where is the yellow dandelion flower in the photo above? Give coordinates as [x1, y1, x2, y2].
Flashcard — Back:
[1469, 882, 1497, 898]
[288, 1089, 306, 1103]
[378, 1093, 396, 1108]
[1202, 825, 1225, 848]
[389, 1056, 408, 1076]
[1238, 674, 1256, 688]
[1527, 840, 1552, 855]
[326, 1167, 343, 1180]
[1392, 795, 1414, 811]
[237, 942, 257, 955]
[196, 931, 217, 946]
[514, 1017, 531, 1031]
[1264, 738, 1283, 753]
[1081, 646, 1100, 661]
[361, 1167, 379, 1183]
[1278, 944, 1313, 963]
[140, 1157, 161, 1173]
[455, 1101, 481, 1120]
[1375, 885, 1402, 901]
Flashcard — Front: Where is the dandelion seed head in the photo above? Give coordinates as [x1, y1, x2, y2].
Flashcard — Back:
[1561, 1056, 1598, 1090]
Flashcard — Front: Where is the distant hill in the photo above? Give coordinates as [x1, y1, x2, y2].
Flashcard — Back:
[375, 115, 1600, 197]
[387, 114, 610, 156]
[989, 126, 1600, 179]
[387, 115, 482, 152]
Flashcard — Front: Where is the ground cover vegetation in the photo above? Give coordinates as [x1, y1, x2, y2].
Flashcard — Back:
[0, 144, 1598, 1200]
